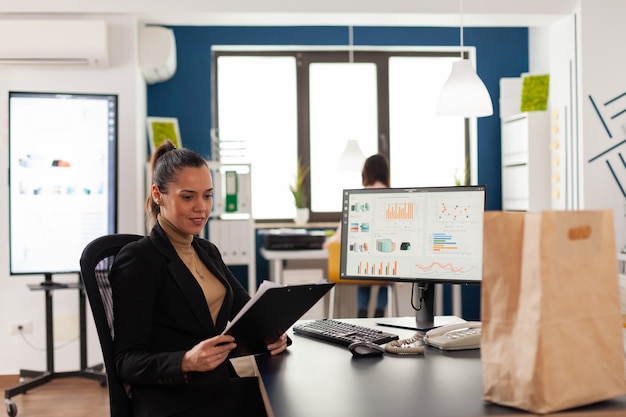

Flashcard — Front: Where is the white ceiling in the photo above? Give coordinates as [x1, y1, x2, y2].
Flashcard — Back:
[0, 0, 577, 27]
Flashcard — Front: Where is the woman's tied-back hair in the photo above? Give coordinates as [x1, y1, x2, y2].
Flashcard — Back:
[145, 140, 208, 225]
[361, 153, 390, 187]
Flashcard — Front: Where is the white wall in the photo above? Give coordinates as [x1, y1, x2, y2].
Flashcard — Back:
[528, 26, 551, 74]
[0, 14, 146, 375]
[530, 1, 626, 251]
[546, 13, 580, 213]
[576, 0, 626, 249]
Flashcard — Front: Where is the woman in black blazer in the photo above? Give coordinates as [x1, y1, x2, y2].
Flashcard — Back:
[111, 141, 288, 417]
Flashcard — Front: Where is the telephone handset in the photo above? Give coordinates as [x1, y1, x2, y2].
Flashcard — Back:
[423, 321, 482, 351]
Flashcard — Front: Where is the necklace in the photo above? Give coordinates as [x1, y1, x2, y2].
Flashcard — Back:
[192, 256, 205, 280]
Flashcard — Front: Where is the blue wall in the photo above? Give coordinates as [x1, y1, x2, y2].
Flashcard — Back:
[147, 25, 529, 320]
[148, 25, 528, 210]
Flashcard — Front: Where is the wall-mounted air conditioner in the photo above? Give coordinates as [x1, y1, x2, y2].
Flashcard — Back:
[0, 20, 109, 67]
[139, 26, 177, 84]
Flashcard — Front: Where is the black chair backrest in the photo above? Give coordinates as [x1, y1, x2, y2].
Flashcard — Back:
[80, 234, 143, 417]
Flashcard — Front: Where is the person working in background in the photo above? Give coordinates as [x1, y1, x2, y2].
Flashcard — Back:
[324, 153, 391, 318]
[110, 140, 288, 417]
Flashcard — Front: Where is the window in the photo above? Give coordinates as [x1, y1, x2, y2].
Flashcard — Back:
[309, 62, 378, 214]
[214, 55, 298, 220]
[213, 49, 471, 222]
[388, 56, 467, 188]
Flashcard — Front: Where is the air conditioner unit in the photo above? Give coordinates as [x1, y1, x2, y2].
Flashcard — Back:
[0, 20, 109, 67]
[139, 26, 177, 84]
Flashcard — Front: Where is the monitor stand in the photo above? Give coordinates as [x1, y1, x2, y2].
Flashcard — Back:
[4, 273, 106, 417]
[414, 283, 435, 329]
[375, 283, 467, 331]
[413, 283, 465, 330]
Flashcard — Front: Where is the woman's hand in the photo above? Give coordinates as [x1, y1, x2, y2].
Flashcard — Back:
[267, 333, 289, 356]
[182, 334, 236, 372]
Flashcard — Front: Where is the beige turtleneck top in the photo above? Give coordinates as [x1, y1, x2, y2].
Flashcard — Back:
[158, 216, 226, 324]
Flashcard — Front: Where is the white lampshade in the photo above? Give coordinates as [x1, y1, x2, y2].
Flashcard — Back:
[338, 139, 365, 171]
[436, 59, 493, 118]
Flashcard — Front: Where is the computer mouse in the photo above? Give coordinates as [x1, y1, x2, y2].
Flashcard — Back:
[348, 341, 385, 358]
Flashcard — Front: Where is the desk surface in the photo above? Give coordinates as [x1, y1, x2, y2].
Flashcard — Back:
[259, 247, 328, 260]
[255, 317, 626, 417]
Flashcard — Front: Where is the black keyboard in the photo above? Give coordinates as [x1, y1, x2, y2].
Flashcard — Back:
[292, 319, 399, 346]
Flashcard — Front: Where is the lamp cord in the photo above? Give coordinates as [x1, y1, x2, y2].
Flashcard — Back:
[459, 0, 463, 59]
[348, 25, 354, 63]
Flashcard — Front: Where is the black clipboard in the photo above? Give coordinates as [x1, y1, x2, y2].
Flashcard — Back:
[223, 282, 334, 357]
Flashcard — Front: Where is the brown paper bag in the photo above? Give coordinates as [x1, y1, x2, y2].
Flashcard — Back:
[481, 210, 626, 414]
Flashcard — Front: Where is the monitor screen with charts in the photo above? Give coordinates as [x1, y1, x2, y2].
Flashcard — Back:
[339, 185, 486, 328]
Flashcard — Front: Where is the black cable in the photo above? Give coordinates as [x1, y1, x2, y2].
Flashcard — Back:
[410, 282, 429, 311]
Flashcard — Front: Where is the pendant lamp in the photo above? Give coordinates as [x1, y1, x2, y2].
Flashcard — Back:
[436, 0, 493, 117]
[336, 28, 366, 172]
[338, 139, 365, 171]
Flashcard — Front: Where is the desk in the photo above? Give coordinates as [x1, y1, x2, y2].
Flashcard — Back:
[255, 317, 626, 417]
[259, 248, 327, 285]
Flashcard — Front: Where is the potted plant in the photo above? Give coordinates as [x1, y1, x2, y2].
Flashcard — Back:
[289, 159, 310, 225]
[454, 156, 470, 186]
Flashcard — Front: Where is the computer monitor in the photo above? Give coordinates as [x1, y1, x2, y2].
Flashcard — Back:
[339, 185, 486, 329]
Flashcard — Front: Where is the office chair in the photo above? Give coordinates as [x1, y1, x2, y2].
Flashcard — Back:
[80, 234, 143, 417]
[326, 240, 397, 318]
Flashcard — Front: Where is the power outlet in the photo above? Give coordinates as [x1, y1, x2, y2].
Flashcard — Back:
[9, 321, 33, 335]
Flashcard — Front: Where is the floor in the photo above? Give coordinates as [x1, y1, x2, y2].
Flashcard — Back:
[0, 375, 109, 417]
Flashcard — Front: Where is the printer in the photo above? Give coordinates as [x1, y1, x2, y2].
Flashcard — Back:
[263, 228, 327, 250]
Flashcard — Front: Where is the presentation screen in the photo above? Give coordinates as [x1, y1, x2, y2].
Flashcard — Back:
[9, 91, 118, 275]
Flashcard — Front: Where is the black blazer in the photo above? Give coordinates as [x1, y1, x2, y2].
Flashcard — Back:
[111, 223, 251, 417]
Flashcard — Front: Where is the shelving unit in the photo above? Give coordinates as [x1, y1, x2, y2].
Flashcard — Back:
[501, 112, 550, 211]
[207, 162, 257, 295]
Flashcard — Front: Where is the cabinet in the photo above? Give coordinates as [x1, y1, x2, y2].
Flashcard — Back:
[207, 162, 257, 295]
[501, 112, 550, 211]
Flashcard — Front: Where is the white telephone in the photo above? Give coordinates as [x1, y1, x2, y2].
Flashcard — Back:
[423, 321, 482, 351]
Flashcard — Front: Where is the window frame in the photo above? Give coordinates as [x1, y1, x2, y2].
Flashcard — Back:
[212, 48, 471, 223]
